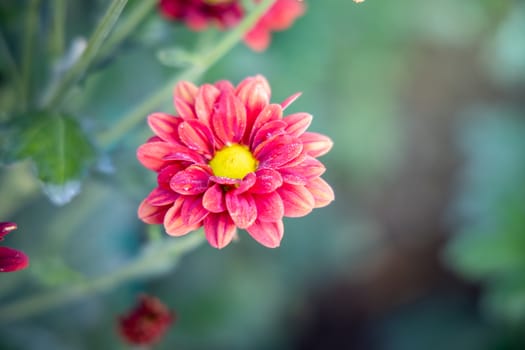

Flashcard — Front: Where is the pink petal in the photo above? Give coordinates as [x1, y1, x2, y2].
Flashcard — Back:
[251, 120, 287, 150]
[175, 97, 197, 120]
[277, 183, 315, 217]
[280, 92, 301, 110]
[283, 112, 312, 137]
[157, 164, 185, 187]
[246, 220, 284, 248]
[235, 75, 271, 118]
[202, 184, 226, 213]
[145, 187, 178, 206]
[194, 84, 220, 127]
[244, 27, 271, 52]
[170, 165, 211, 195]
[0, 247, 29, 272]
[300, 132, 333, 157]
[162, 146, 205, 164]
[181, 196, 209, 225]
[280, 156, 326, 185]
[253, 104, 283, 127]
[178, 120, 215, 156]
[235, 75, 271, 142]
[212, 91, 247, 145]
[137, 141, 181, 171]
[204, 213, 237, 249]
[249, 104, 283, 145]
[214, 80, 235, 92]
[280, 152, 307, 168]
[163, 201, 200, 236]
[251, 168, 283, 194]
[174, 80, 198, 105]
[138, 198, 170, 224]
[305, 177, 335, 208]
[280, 172, 307, 185]
[264, 0, 306, 30]
[254, 135, 303, 168]
[235, 172, 256, 194]
[147, 136, 162, 142]
[225, 192, 257, 229]
[253, 192, 284, 222]
[0, 222, 17, 240]
[147, 113, 182, 144]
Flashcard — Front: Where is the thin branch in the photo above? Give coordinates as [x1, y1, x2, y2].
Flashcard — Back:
[43, 0, 129, 110]
[0, 232, 205, 324]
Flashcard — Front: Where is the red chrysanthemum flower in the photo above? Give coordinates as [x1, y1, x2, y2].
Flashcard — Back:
[159, 0, 243, 30]
[158, 0, 305, 51]
[0, 222, 29, 273]
[118, 294, 175, 346]
[137, 75, 334, 249]
[244, 0, 305, 51]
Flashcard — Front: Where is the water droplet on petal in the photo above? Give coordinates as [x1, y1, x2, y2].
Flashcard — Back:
[42, 181, 82, 206]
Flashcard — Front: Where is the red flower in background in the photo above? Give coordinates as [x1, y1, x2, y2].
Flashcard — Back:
[137, 75, 334, 249]
[0, 222, 29, 273]
[118, 295, 175, 346]
[159, 0, 243, 30]
[245, 0, 305, 51]
[158, 0, 305, 51]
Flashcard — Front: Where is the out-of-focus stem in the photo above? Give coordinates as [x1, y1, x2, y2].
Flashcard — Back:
[96, 0, 276, 150]
[43, 0, 129, 110]
[0, 232, 205, 324]
[21, 0, 40, 110]
[99, 0, 157, 59]
[50, 0, 66, 58]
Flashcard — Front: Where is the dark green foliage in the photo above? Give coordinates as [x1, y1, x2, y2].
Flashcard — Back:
[3, 111, 95, 187]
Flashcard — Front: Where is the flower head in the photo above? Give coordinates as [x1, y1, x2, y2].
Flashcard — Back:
[118, 294, 175, 346]
[158, 0, 305, 51]
[138, 75, 334, 249]
[159, 0, 243, 30]
[0, 222, 29, 273]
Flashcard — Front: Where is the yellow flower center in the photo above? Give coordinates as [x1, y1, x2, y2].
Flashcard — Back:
[209, 144, 258, 179]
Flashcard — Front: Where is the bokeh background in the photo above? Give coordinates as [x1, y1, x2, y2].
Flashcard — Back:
[2, 0, 525, 349]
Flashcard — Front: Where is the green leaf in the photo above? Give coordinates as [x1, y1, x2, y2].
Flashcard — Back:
[444, 202, 525, 280]
[445, 226, 525, 282]
[4, 111, 95, 204]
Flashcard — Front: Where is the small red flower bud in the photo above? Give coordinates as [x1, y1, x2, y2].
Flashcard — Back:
[0, 222, 29, 273]
[118, 294, 175, 346]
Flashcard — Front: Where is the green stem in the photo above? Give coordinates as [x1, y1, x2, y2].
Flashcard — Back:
[43, 0, 129, 110]
[0, 232, 205, 324]
[99, 0, 157, 59]
[21, 0, 40, 110]
[49, 0, 66, 59]
[96, 0, 276, 150]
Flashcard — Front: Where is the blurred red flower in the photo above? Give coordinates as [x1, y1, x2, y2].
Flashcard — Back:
[137, 75, 334, 249]
[158, 0, 305, 51]
[159, 0, 243, 30]
[245, 0, 305, 51]
[0, 222, 29, 273]
[118, 294, 175, 346]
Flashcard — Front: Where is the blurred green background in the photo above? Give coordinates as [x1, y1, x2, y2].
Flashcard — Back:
[1, 0, 525, 349]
